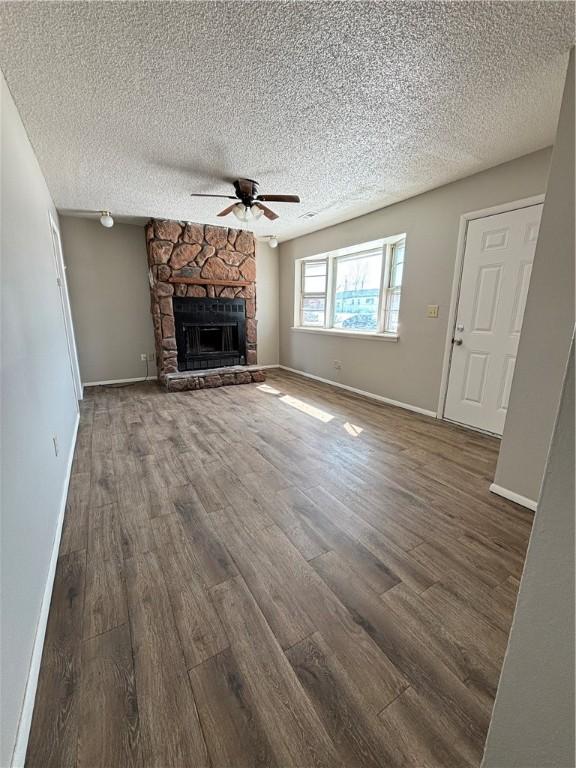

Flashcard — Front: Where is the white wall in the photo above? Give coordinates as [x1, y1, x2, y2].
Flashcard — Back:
[60, 219, 280, 384]
[278, 149, 551, 414]
[0, 72, 79, 766]
[494, 50, 575, 504]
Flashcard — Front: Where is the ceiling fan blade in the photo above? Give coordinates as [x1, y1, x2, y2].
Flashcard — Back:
[256, 194, 300, 203]
[216, 203, 237, 217]
[254, 202, 279, 221]
[190, 193, 237, 199]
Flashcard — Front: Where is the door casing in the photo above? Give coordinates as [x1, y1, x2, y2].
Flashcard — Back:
[48, 212, 83, 403]
[437, 194, 545, 431]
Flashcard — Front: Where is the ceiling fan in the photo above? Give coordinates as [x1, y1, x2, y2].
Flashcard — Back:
[190, 178, 300, 222]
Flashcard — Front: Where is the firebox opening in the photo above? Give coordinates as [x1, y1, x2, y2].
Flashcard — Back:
[173, 296, 246, 371]
[185, 325, 238, 355]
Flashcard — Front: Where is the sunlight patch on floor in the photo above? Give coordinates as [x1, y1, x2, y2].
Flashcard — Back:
[257, 384, 281, 395]
[343, 422, 364, 437]
[279, 394, 334, 423]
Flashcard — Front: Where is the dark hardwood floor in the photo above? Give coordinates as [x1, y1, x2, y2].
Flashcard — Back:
[26, 370, 533, 767]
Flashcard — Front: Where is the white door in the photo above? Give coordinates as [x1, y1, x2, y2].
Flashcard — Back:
[49, 213, 83, 403]
[444, 203, 543, 435]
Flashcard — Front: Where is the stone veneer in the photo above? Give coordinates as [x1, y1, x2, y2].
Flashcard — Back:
[145, 219, 259, 386]
[162, 366, 266, 392]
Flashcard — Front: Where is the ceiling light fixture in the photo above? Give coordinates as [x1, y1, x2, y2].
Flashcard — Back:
[100, 211, 114, 228]
[255, 235, 279, 248]
[232, 203, 263, 223]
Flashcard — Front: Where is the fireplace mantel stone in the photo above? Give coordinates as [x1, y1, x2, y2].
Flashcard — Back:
[145, 219, 263, 389]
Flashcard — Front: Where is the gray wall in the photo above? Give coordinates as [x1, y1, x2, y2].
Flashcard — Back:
[278, 149, 551, 413]
[61, 216, 157, 383]
[1, 72, 79, 766]
[254, 240, 280, 366]
[61, 219, 280, 384]
[494, 50, 575, 503]
[482, 339, 575, 768]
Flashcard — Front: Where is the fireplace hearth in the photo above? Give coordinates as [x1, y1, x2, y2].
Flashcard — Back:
[173, 296, 246, 370]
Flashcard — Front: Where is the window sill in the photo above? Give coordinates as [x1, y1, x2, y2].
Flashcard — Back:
[290, 326, 399, 342]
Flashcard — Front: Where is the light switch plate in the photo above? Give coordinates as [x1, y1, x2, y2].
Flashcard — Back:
[427, 304, 439, 318]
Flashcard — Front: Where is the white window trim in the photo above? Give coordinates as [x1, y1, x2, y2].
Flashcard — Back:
[298, 258, 328, 327]
[290, 326, 399, 341]
[381, 239, 405, 334]
[294, 234, 406, 335]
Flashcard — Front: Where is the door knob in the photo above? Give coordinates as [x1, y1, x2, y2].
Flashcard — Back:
[452, 338, 463, 345]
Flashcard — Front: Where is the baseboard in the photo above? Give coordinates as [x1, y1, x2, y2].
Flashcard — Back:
[11, 411, 80, 768]
[489, 483, 538, 512]
[83, 369, 280, 388]
[83, 375, 158, 387]
[278, 365, 437, 418]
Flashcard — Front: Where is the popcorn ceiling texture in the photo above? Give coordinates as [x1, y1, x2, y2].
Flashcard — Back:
[0, 2, 573, 240]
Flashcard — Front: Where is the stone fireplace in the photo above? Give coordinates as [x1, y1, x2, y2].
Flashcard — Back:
[146, 219, 265, 390]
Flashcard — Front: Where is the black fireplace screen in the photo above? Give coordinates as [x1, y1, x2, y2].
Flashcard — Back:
[185, 325, 236, 355]
[173, 296, 246, 371]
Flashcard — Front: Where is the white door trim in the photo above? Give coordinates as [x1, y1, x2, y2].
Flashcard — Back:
[48, 212, 83, 402]
[437, 194, 545, 421]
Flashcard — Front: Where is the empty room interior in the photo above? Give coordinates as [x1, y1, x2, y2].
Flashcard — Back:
[1, 2, 575, 767]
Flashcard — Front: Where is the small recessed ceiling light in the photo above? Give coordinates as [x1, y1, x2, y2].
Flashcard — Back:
[100, 211, 114, 228]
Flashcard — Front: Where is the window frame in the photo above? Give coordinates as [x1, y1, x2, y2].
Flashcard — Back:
[331, 246, 385, 333]
[381, 238, 405, 334]
[294, 235, 406, 336]
[299, 258, 329, 327]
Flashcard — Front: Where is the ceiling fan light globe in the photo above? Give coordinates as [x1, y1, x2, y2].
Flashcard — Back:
[251, 204, 263, 220]
[232, 203, 249, 222]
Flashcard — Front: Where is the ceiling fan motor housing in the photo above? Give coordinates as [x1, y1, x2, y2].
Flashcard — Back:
[234, 178, 259, 206]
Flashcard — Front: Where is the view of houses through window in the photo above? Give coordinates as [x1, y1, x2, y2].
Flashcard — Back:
[297, 236, 406, 334]
[333, 251, 382, 331]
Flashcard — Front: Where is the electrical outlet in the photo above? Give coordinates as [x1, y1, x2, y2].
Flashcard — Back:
[140, 353, 147, 361]
[52, 435, 59, 457]
[333, 360, 342, 370]
[427, 304, 439, 318]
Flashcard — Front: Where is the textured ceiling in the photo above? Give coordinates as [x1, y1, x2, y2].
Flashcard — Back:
[0, 1, 573, 240]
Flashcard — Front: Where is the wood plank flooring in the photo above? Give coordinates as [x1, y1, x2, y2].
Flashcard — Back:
[26, 370, 533, 767]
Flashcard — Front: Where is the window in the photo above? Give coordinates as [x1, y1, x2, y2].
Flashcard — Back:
[383, 239, 405, 334]
[333, 249, 382, 331]
[300, 259, 328, 326]
[295, 236, 406, 335]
